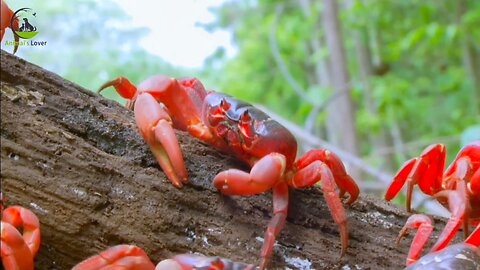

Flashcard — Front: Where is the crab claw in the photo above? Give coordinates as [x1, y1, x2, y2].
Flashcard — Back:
[98, 77, 188, 188]
[135, 93, 188, 187]
[1, 221, 35, 270]
[2, 206, 41, 257]
[72, 245, 156, 270]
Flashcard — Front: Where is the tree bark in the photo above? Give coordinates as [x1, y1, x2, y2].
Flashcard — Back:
[0, 50, 457, 269]
[322, 0, 360, 179]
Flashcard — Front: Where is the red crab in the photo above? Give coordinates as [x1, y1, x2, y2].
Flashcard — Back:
[72, 244, 256, 270]
[1, 194, 41, 270]
[98, 75, 360, 269]
[398, 214, 479, 268]
[0, 0, 19, 54]
[385, 142, 480, 260]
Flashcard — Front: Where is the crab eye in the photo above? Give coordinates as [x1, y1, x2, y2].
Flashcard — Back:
[240, 110, 251, 123]
[239, 110, 255, 146]
[220, 98, 231, 112]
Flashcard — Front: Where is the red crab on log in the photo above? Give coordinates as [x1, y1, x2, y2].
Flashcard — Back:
[385, 142, 480, 263]
[399, 214, 479, 269]
[0, 0, 19, 54]
[0, 194, 41, 270]
[73, 244, 256, 270]
[98, 75, 360, 269]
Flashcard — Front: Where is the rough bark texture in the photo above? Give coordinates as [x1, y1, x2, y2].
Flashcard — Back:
[0, 50, 459, 269]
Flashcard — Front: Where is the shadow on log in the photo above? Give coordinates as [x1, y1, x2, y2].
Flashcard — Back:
[0, 50, 458, 269]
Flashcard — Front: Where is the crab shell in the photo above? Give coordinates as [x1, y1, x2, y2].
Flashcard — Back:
[404, 243, 480, 270]
[202, 92, 297, 167]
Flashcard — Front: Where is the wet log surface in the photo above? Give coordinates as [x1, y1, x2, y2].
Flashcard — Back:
[0, 50, 459, 269]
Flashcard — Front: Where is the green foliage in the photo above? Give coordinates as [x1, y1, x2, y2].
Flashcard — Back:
[17, 0, 186, 105]
[206, 0, 479, 170]
[358, 0, 478, 141]
[203, 1, 323, 125]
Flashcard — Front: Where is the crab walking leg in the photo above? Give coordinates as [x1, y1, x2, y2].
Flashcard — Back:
[1, 221, 35, 270]
[134, 93, 188, 187]
[213, 153, 286, 196]
[465, 224, 480, 246]
[2, 206, 41, 257]
[384, 158, 416, 203]
[213, 154, 286, 269]
[294, 149, 359, 204]
[385, 144, 446, 212]
[98, 77, 138, 101]
[396, 214, 434, 266]
[429, 184, 468, 252]
[72, 245, 156, 270]
[442, 156, 474, 238]
[291, 161, 350, 257]
[258, 183, 288, 270]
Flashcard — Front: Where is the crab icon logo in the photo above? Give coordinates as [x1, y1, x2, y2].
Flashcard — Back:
[11, 7, 38, 39]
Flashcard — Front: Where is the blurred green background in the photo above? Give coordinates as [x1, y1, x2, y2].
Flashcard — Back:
[3, 0, 479, 215]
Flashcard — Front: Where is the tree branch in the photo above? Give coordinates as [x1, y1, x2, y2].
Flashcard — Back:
[269, 4, 312, 104]
[1, 50, 456, 270]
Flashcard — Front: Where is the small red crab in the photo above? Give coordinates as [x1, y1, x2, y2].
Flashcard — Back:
[72, 244, 256, 270]
[1, 194, 41, 270]
[99, 75, 360, 269]
[0, 0, 19, 54]
[385, 142, 480, 259]
[398, 214, 479, 268]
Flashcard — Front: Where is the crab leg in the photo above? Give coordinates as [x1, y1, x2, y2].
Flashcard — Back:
[385, 144, 446, 212]
[1, 221, 34, 270]
[429, 182, 468, 252]
[72, 245, 156, 270]
[258, 183, 288, 270]
[213, 153, 287, 269]
[98, 77, 139, 110]
[134, 93, 188, 188]
[98, 77, 138, 101]
[465, 224, 480, 246]
[384, 158, 416, 202]
[396, 214, 434, 266]
[294, 149, 359, 204]
[291, 160, 350, 257]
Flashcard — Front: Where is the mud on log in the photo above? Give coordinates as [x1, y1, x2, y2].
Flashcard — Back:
[0, 50, 457, 269]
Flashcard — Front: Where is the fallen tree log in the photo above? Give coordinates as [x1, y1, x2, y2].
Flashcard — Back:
[0, 50, 457, 269]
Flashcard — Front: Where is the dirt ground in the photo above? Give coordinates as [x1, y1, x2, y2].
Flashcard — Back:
[0, 50, 461, 269]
